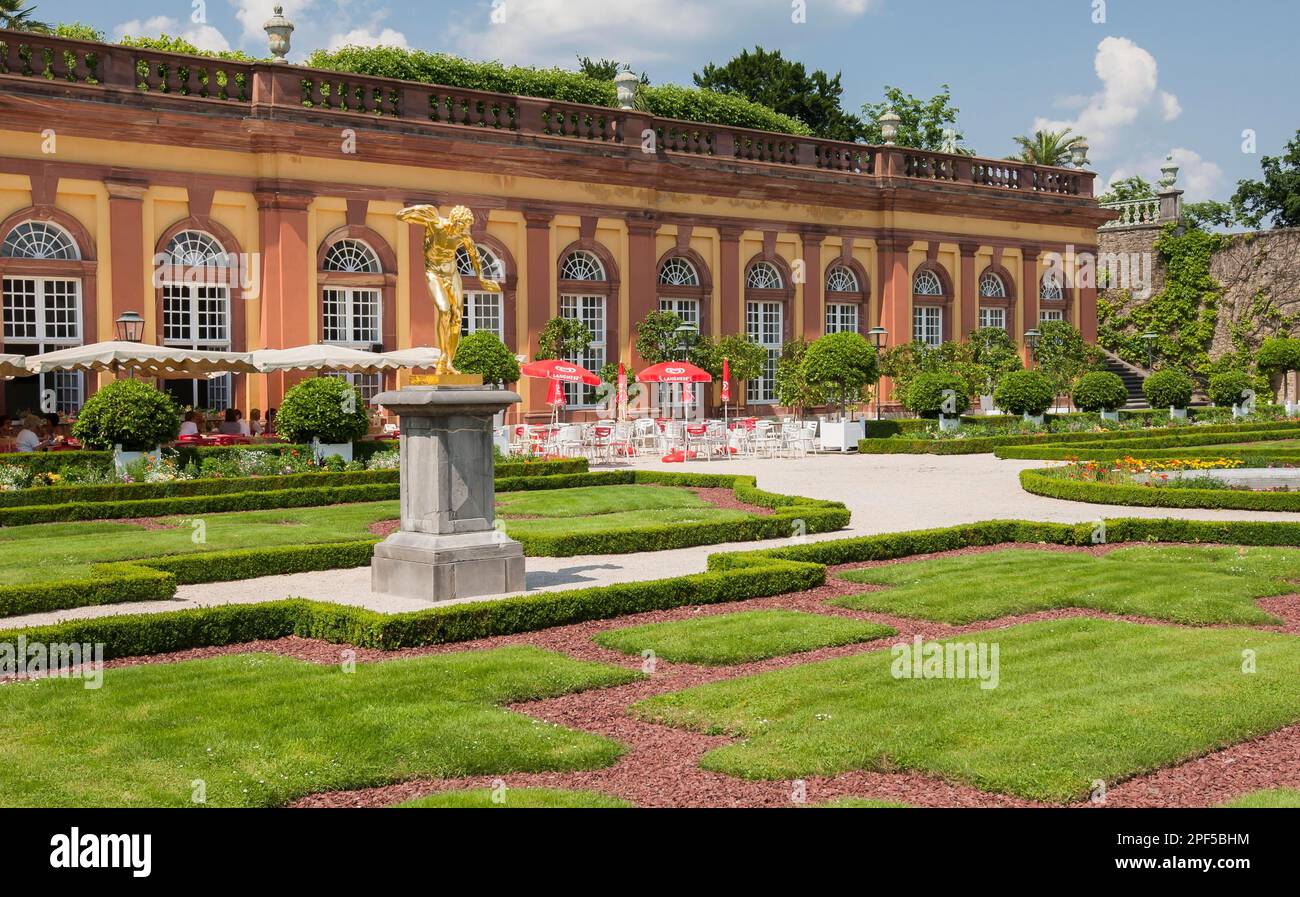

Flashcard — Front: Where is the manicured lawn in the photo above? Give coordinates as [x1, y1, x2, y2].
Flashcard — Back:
[594, 610, 895, 666]
[0, 502, 398, 584]
[833, 546, 1298, 625]
[0, 647, 637, 808]
[497, 484, 754, 539]
[818, 797, 914, 808]
[396, 788, 632, 808]
[632, 619, 1300, 802]
[1218, 788, 1300, 808]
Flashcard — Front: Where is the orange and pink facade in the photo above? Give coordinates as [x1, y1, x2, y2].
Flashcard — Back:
[0, 31, 1112, 420]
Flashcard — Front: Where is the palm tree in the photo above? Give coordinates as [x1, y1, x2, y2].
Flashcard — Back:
[0, 0, 50, 32]
[1009, 128, 1085, 166]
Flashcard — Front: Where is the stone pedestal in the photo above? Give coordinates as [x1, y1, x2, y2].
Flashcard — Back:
[369, 386, 524, 602]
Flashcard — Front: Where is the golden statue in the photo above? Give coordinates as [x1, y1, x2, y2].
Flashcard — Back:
[396, 204, 502, 377]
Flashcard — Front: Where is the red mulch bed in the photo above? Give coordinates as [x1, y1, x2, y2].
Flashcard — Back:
[27, 540, 1300, 808]
[689, 486, 774, 515]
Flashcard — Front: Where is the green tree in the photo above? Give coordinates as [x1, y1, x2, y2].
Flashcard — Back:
[1231, 129, 1300, 229]
[968, 327, 1023, 393]
[454, 330, 520, 385]
[801, 332, 880, 418]
[774, 339, 827, 419]
[690, 334, 766, 383]
[72, 379, 180, 451]
[861, 85, 963, 151]
[53, 21, 103, 40]
[534, 316, 592, 361]
[1097, 175, 1154, 204]
[693, 46, 865, 141]
[1, 0, 49, 31]
[275, 377, 371, 445]
[575, 56, 649, 85]
[1034, 320, 1095, 402]
[1009, 128, 1085, 166]
[634, 310, 687, 365]
[1183, 199, 1237, 230]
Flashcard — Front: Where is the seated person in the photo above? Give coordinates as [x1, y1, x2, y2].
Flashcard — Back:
[217, 408, 243, 436]
[178, 410, 201, 438]
[15, 415, 49, 452]
[237, 410, 251, 437]
[265, 408, 277, 435]
[249, 408, 263, 436]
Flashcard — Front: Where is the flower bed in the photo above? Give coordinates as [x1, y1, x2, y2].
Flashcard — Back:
[1020, 460, 1300, 511]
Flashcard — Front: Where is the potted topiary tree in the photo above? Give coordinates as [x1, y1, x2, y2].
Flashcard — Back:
[1142, 369, 1194, 419]
[1256, 337, 1300, 414]
[994, 370, 1055, 425]
[275, 376, 370, 462]
[901, 372, 970, 431]
[1208, 370, 1257, 419]
[73, 378, 182, 474]
[801, 332, 880, 451]
[1071, 371, 1129, 422]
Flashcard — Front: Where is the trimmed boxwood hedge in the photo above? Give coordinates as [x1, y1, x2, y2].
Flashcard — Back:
[1019, 467, 1300, 512]
[0, 471, 845, 615]
[994, 425, 1300, 461]
[13, 516, 1300, 660]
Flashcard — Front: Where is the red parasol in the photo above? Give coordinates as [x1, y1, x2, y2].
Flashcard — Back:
[721, 358, 731, 404]
[520, 359, 601, 385]
[546, 378, 566, 407]
[636, 361, 713, 384]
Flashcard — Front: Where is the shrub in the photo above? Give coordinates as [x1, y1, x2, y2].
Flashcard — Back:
[275, 377, 370, 445]
[1256, 337, 1300, 375]
[801, 332, 880, 417]
[72, 379, 181, 451]
[901, 372, 969, 418]
[994, 370, 1055, 416]
[1071, 371, 1129, 413]
[454, 331, 520, 385]
[1142, 369, 1194, 409]
[1208, 371, 1257, 408]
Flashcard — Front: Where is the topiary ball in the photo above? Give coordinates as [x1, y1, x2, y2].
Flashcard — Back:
[901, 372, 970, 418]
[72, 378, 181, 451]
[1071, 371, 1129, 413]
[994, 370, 1055, 416]
[275, 376, 371, 445]
[1142, 369, 1194, 410]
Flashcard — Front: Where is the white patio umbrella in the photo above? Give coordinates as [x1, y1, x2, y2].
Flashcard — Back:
[250, 343, 405, 374]
[380, 346, 442, 369]
[25, 342, 260, 377]
[0, 353, 28, 379]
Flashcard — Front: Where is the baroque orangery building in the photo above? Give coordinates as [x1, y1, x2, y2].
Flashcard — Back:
[0, 30, 1112, 420]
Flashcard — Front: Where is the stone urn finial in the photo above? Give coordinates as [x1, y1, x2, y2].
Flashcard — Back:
[614, 69, 640, 110]
[264, 4, 295, 64]
[1158, 153, 1179, 188]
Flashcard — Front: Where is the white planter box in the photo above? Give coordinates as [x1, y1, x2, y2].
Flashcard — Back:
[312, 439, 353, 463]
[113, 445, 162, 475]
[1023, 413, 1045, 426]
[1100, 410, 1120, 422]
[979, 394, 995, 413]
[819, 419, 864, 453]
[1169, 407, 1188, 420]
[938, 414, 960, 432]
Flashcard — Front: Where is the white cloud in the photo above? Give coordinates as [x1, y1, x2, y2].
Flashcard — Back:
[328, 28, 409, 52]
[114, 16, 231, 52]
[830, 0, 880, 13]
[1033, 36, 1179, 159]
[1106, 147, 1224, 202]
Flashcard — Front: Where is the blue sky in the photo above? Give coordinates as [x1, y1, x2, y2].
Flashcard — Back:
[45, 0, 1300, 200]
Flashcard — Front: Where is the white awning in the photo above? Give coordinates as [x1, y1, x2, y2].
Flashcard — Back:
[250, 343, 405, 374]
[0, 354, 27, 379]
[381, 347, 442, 369]
[24, 342, 260, 376]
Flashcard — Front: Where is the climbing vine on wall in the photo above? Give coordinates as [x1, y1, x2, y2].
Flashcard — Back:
[1098, 224, 1225, 378]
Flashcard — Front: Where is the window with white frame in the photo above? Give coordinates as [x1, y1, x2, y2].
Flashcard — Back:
[1040, 273, 1064, 301]
[1040, 309, 1064, 323]
[913, 305, 943, 346]
[978, 307, 1006, 330]
[324, 371, 382, 404]
[658, 257, 699, 287]
[559, 250, 605, 282]
[978, 272, 1007, 298]
[559, 294, 605, 406]
[323, 239, 381, 273]
[159, 231, 234, 410]
[825, 302, 859, 334]
[456, 245, 505, 281]
[746, 261, 784, 291]
[2, 221, 86, 412]
[457, 246, 506, 340]
[746, 300, 783, 403]
[826, 264, 859, 294]
[913, 269, 943, 296]
[323, 287, 382, 346]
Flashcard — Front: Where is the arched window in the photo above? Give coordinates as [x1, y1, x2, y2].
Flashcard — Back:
[1, 219, 85, 413]
[159, 229, 233, 411]
[2, 221, 79, 261]
[559, 250, 605, 282]
[558, 248, 613, 406]
[913, 269, 944, 296]
[456, 245, 507, 341]
[1040, 272, 1064, 301]
[658, 257, 699, 287]
[323, 239, 381, 273]
[746, 261, 784, 291]
[978, 272, 1007, 298]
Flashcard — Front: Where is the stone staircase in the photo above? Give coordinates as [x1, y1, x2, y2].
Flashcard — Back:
[1100, 351, 1149, 409]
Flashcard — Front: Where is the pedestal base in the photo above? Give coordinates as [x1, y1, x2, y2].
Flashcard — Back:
[371, 529, 526, 602]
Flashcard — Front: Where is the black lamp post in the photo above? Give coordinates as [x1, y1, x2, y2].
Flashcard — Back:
[115, 311, 145, 343]
[1024, 329, 1041, 367]
[1141, 331, 1158, 370]
[868, 326, 887, 420]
